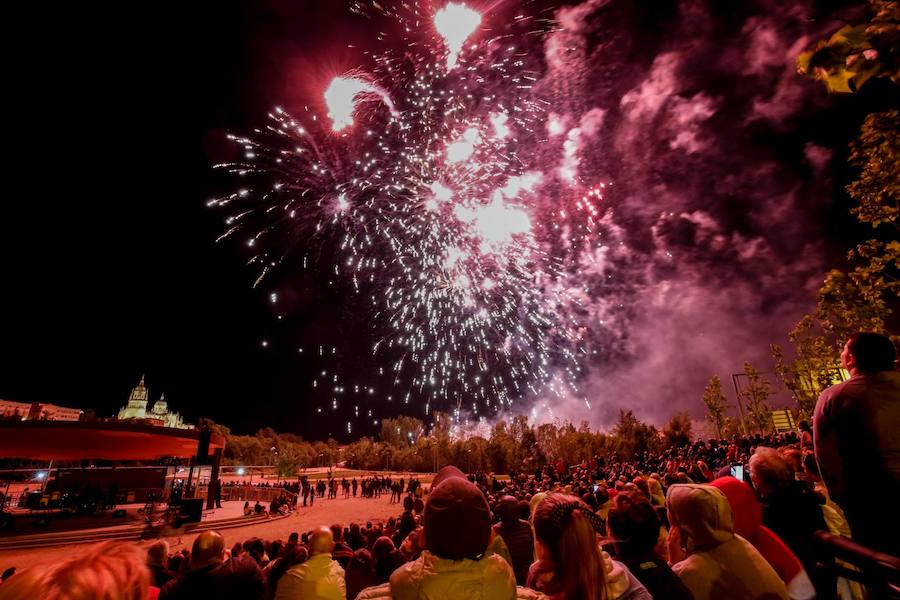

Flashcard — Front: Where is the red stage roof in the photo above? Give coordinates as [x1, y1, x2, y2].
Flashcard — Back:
[0, 422, 225, 461]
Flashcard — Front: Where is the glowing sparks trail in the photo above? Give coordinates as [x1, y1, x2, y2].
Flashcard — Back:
[213, 1, 610, 428]
[434, 3, 482, 69]
[324, 76, 397, 131]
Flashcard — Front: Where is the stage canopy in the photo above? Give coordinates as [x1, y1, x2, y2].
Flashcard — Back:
[0, 421, 225, 461]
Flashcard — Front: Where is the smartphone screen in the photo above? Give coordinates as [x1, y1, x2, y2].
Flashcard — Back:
[730, 465, 744, 481]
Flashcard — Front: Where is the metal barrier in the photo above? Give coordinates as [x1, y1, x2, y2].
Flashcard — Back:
[813, 530, 900, 599]
[218, 486, 298, 505]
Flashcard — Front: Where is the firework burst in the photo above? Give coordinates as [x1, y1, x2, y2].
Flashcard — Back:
[211, 1, 608, 427]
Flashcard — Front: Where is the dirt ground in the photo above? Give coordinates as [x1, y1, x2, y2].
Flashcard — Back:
[0, 494, 407, 572]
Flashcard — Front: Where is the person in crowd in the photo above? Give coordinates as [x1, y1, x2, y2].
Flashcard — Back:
[371, 536, 404, 583]
[0, 541, 150, 600]
[264, 545, 307, 600]
[160, 531, 264, 600]
[606, 494, 693, 600]
[526, 493, 651, 600]
[493, 495, 535, 585]
[244, 501, 253, 516]
[709, 477, 815, 600]
[814, 331, 900, 556]
[275, 526, 345, 600]
[665, 483, 789, 600]
[147, 540, 177, 589]
[748, 447, 834, 599]
[345, 549, 378, 600]
[331, 524, 355, 569]
[356, 465, 516, 600]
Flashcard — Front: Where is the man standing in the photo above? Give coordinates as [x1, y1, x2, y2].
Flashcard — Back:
[814, 332, 899, 555]
[275, 527, 346, 600]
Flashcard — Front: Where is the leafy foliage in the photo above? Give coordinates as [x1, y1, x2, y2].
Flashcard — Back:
[797, 1, 900, 93]
[700, 376, 730, 438]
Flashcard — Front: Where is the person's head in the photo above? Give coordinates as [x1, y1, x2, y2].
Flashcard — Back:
[842, 332, 897, 375]
[330, 524, 344, 542]
[0, 541, 148, 600]
[309, 526, 335, 556]
[532, 494, 607, 600]
[146, 540, 169, 567]
[372, 536, 396, 558]
[518, 499, 531, 521]
[798, 420, 811, 433]
[748, 447, 792, 497]
[424, 465, 492, 560]
[666, 484, 733, 554]
[287, 532, 299, 546]
[191, 531, 226, 570]
[606, 495, 661, 560]
[496, 495, 520, 525]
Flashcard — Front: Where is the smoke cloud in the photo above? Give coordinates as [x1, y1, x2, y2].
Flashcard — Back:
[526, 0, 838, 427]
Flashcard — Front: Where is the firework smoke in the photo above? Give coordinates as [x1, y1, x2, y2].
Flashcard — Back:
[213, 0, 843, 431]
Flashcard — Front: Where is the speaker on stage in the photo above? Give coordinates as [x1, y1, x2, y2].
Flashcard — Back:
[180, 498, 203, 523]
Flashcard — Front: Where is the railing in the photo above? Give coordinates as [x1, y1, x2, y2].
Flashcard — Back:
[217, 486, 298, 505]
[813, 530, 900, 599]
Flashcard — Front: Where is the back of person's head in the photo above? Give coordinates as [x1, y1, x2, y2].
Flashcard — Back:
[748, 447, 792, 495]
[424, 465, 492, 560]
[267, 545, 308, 591]
[191, 531, 226, 570]
[309, 527, 335, 556]
[288, 532, 299, 545]
[0, 541, 148, 600]
[496, 495, 520, 525]
[607, 495, 661, 560]
[146, 540, 169, 567]
[402, 496, 414, 511]
[847, 332, 897, 373]
[532, 493, 608, 600]
[518, 500, 531, 521]
[666, 484, 733, 552]
[330, 524, 344, 542]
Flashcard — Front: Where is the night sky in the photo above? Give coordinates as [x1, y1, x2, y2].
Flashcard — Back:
[1, 0, 895, 440]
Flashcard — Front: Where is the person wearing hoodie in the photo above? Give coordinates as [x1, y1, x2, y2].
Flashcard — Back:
[526, 493, 651, 600]
[356, 465, 516, 600]
[709, 477, 815, 600]
[665, 483, 789, 600]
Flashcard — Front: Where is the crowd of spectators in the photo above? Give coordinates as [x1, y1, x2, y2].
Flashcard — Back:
[0, 332, 896, 600]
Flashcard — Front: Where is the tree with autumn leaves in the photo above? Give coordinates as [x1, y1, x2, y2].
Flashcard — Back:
[774, 1, 899, 411]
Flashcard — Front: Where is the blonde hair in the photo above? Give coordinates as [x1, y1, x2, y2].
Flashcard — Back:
[749, 446, 792, 488]
[0, 541, 149, 600]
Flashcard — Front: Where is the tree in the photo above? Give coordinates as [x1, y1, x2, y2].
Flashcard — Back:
[380, 416, 425, 447]
[785, 23, 900, 401]
[740, 363, 774, 435]
[797, 0, 900, 93]
[663, 412, 693, 447]
[610, 410, 659, 461]
[701, 376, 730, 438]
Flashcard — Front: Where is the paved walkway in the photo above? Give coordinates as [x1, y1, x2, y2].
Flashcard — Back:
[0, 494, 406, 571]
